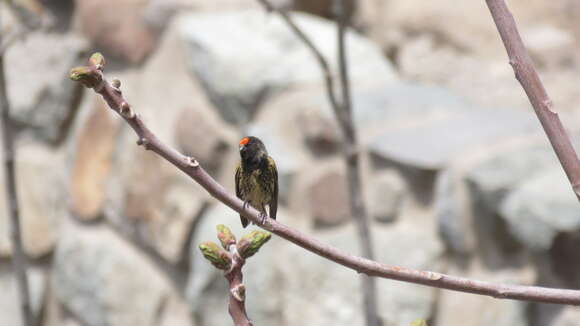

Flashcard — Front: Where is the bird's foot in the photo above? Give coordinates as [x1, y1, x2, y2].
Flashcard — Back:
[258, 212, 268, 225]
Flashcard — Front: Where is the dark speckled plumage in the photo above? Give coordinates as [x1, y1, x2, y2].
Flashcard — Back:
[235, 136, 278, 228]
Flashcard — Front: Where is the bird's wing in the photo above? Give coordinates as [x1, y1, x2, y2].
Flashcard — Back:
[267, 156, 278, 220]
[235, 163, 249, 228]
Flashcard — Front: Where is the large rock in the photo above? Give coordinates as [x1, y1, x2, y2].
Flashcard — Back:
[369, 108, 539, 171]
[74, 0, 156, 64]
[5, 31, 88, 144]
[368, 169, 406, 223]
[53, 223, 192, 326]
[0, 265, 46, 326]
[434, 266, 532, 326]
[500, 168, 579, 251]
[70, 100, 120, 221]
[179, 10, 397, 125]
[307, 168, 350, 228]
[0, 141, 66, 258]
[120, 147, 207, 264]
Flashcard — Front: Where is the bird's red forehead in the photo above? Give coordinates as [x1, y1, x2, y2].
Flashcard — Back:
[239, 137, 250, 145]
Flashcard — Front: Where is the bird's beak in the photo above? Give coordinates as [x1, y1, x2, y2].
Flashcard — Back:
[239, 144, 245, 152]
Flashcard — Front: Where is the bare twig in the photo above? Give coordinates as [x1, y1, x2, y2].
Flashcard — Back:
[335, 0, 379, 325]
[0, 15, 34, 326]
[71, 53, 580, 306]
[255, 0, 349, 132]
[486, 0, 580, 200]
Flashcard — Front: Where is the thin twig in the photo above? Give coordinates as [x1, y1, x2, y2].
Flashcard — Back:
[486, 0, 580, 200]
[335, 0, 379, 325]
[0, 14, 34, 326]
[225, 246, 252, 326]
[71, 54, 580, 306]
[255, 0, 350, 132]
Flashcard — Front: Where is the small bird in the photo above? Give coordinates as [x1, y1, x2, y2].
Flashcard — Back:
[235, 136, 278, 228]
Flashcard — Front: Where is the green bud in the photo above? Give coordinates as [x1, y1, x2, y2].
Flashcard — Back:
[89, 52, 106, 70]
[69, 66, 101, 88]
[217, 224, 236, 249]
[410, 319, 428, 326]
[199, 241, 231, 270]
[237, 230, 271, 259]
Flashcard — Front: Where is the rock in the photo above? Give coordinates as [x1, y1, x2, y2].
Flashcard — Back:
[0, 142, 66, 258]
[500, 168, 579, 251]
[368, 108, 539, 171]
[179, 10, 397, 124]
[434, 169, 475, 255]
[53, 223, 193, 326]
[307, 169, 350, 228]
[5, 31, 88, 144]
[465, 144, 557, 216]
[74, 0, 156, 64]
[0, 264, 47, 325]
[189, 0, 259, 11]
[70, 100, 120, 221]
[435, 267, 531, 326]
[523, 24, 575, 69]
[175, 108, 230, 173]
[552, 307, 580, 326]
[296, 105, 341, 155]
[121, 147, 207, 264]
[368, 170, 406, 223]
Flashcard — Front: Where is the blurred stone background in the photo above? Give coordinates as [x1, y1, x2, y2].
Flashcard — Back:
[1, 0, 580, 325]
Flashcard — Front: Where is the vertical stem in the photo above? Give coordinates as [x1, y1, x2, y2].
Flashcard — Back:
[335, 1, 379, 325]
[0, 12, 34, 326]
[486, 0, 580, 200]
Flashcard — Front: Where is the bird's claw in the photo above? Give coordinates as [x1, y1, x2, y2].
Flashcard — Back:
[243, 200, 250, 210]
[259, 212, 268, 225]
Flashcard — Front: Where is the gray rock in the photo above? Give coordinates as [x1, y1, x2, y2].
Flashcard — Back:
[53, 223, 192, 326]
[175, 108, 230, 174]
[0, 141, 66, 258]
[179, 10, 397, 124]
[368, 170, 406, 223]
[466, 145, 557, 213]
[552, 307, 580, 326]
[435, 267, 531, 326]
[434, 169, 474, 254]
[369, 108, 538, 170]
[296, 105, 341, 155]
[500, 168, 579, 251]
[0, 265, 46, 326]
[307, 169, 350, 228]
[5, 31, 88, 144]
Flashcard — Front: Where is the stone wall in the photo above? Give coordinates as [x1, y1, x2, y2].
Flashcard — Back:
[1, 1, 579, 325]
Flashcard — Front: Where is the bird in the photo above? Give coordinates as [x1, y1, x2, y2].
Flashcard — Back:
[235, 136, 278, 228]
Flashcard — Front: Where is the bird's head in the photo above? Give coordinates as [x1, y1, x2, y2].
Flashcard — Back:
[239, 136, 268, 165]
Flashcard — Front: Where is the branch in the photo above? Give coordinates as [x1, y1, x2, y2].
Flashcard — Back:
[486, 0, 580, 200]
[334, 1, 379, 325]
[255, 0, 350, 132]
[0, 15, 34, 326]
[70, 53, 580, 306]
[199, 225, 272, 326]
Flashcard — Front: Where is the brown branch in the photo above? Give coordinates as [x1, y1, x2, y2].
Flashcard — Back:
[486, 0, 580, 200]
[225, 247, 252, 326]
[335, 1, 379, 325]
[71, 53, 580, 306]
[0, 17, 34, 326]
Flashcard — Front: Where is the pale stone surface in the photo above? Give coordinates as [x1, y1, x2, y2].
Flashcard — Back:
[53, 223, 192, 326]
[180, 10, 397, 124]
[0, 142, 66, 258]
